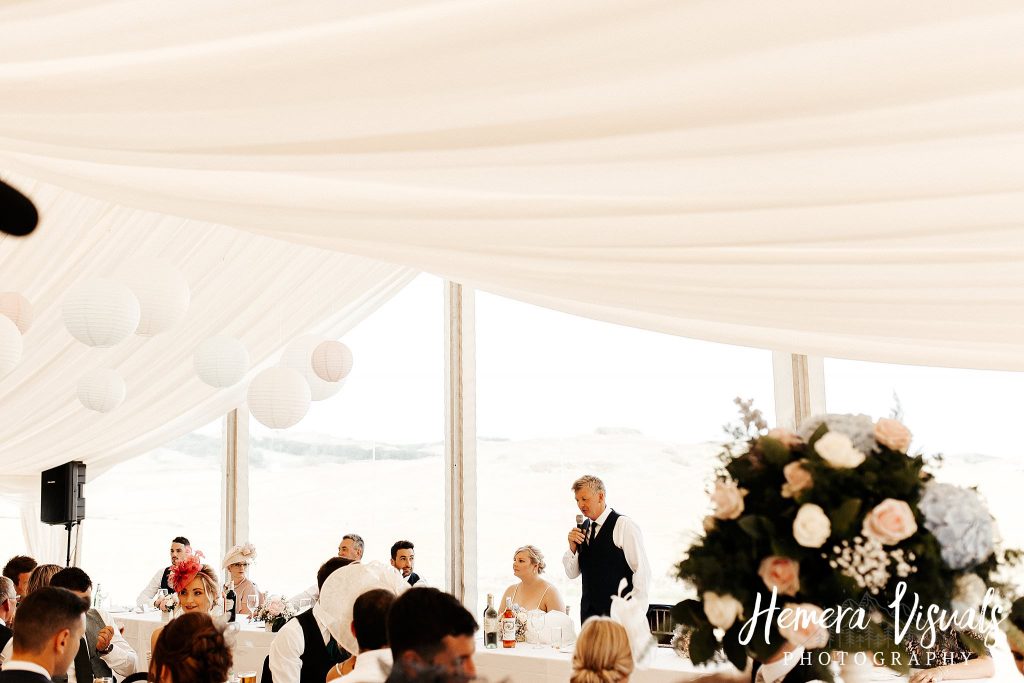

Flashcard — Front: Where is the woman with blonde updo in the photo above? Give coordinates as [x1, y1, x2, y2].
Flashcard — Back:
[571, 617, 634, 683]
[150, 612, 233, 683]
[497, 545, 565, 613]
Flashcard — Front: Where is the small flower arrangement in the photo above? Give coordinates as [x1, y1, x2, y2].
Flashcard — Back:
[253, 595, 296, 632]
[159, 593, 178, 613]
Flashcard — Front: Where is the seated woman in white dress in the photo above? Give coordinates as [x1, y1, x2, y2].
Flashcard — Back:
[498, 545, 566, 613]
[222, 543, 261, 617]
[151, 554, 221, 653]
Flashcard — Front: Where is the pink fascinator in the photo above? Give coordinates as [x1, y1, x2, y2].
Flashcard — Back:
[168, 551, 205, 592]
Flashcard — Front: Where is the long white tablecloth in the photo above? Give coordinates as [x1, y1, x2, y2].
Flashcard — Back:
[473, 639, 727, 683]
[113, 611, 275, 680]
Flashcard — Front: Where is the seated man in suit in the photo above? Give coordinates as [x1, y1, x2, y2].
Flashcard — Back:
[3, 556, 36, 604]
[389, 542, 426, 587]
[0, 587, 89, 683]
[289, 534, 365, 609]
[0, 577, 16, 661]
[136, 536, 191, 608]
[49, 568, 138, 683]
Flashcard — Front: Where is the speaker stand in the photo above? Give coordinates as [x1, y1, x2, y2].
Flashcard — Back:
[64, 520, 80, 567]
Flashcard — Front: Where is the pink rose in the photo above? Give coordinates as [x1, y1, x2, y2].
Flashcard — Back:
[767, 428, 803, 449]
[711, 481, 747, 520]
[874, 418, 912, 452]
[267, 598, 285, 617]
[781, 461, 813, 498]
[758, 556, 801, 596]
[861, 498, 918, 545]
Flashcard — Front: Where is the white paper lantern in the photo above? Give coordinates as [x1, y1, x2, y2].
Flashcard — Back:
[78, 368, 126, 413]
[0, 292, 33, 334]
[121, 261, 190, 336]
[62, 279, 141, 347]
[247, 367, 311, 429]
[194, 336, 250, 387]
[311, 340, 353, 383]
[280, 335, 345, 401]
[0, 315, 22, 379]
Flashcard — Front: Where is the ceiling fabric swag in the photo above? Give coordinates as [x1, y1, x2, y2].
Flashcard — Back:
[0, 1, 1023, 368]
[0, 177, 416, 477]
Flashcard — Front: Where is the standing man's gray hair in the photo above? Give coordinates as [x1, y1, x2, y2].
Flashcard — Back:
[571, 475, 606, 495]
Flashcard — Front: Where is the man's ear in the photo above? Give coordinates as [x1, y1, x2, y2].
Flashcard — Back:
[399, 650, 427, 672]
[54, 627, 72, 654]
[350, 622, 357, 638]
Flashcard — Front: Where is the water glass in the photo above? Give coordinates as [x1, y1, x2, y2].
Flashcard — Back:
[528, 611, 546, 649]
[550, 626, 562, 649]
[299, 598, 312, 613]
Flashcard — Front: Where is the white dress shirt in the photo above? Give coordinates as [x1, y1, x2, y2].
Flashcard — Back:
[344, 649, 393, 683]
[136, 568, 168, 608]
[66, 608, 139, 683]
[756, 646, 804, 683]
[562, 506, 652, 609]
[1, 660, 52, 677]
[0, 638, 12, 666]
[269, 602, 329, 683]
[287, 584, 320, 611]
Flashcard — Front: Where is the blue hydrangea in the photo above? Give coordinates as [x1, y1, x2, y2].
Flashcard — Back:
[918, 482, 994, 570]
[798, 413, 877, 454]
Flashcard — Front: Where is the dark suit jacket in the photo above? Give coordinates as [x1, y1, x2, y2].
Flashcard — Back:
[0, 669, 54, 683]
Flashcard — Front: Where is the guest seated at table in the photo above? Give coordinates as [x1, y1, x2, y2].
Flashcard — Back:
[289, 534, 365, 609]
[498, 545, 565, 614]
[385, 587, 477, 683]
[0, 577, 16, 662]
[136, 536, 192, 609]
[150, 612, 232, 683]
[150, 556, 220, 654]
[0, 586, 89, 683]
[26, 565, 61, 597]
[49, 567, 138, 683]
[222, 543, 261, 617]
[269, 557, 354, 683]
[905, 627, 995, 683]
[3, 555, 37, 602]
[571, 617, 634, 683]
[390, 542, 426, 587]
[325, 589, 396, 683]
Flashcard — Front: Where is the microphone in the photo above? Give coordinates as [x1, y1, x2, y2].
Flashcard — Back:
[576, 514, 590, 533]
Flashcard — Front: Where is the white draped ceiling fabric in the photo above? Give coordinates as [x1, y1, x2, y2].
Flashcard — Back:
[1, 1, 1023, 370]
[0, 177, 414, 558]
[2, 0, 1024, 551]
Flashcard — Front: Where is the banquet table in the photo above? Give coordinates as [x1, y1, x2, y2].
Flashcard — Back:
[472, 639, 729, 683]
[113, 610, 275, 680]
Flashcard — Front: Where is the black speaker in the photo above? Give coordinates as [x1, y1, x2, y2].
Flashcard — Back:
[40, 461, 86, 525]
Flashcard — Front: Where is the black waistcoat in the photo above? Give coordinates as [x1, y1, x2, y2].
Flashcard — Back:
[297, 609, 331, 683]
[578, 509, 632, 621]
[160, 566, 172, 591]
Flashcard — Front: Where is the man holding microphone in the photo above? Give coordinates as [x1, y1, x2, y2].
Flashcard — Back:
[563, 474, 651, 622]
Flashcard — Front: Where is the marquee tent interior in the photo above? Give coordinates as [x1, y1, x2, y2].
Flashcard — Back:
[1, 0, 1023, 619]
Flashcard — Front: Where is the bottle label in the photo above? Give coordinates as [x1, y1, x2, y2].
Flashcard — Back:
[500, 617, 516, 641]
[483, 617, 497, 632]
[225, 599, 234, 612]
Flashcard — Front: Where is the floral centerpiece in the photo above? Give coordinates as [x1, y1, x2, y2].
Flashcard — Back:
[674, 410, 1010, 681]
[254, 595, 296, 632]
[158, 592, 178, 622]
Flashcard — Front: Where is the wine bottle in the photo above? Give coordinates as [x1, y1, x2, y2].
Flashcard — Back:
[501, 597, 516, 648]
[225, 581, 237, 623]
[482, 594, 499, 649]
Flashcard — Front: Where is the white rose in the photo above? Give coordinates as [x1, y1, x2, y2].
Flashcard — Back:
[778, 603, 830, 649]
[711, 481, 747, 520]
[814, 431, 866, 468]
[951, 573, 987, 612]
[874, 418, 912, 452]
[793, 503, 831, 548]
[703, 591, 744, 631]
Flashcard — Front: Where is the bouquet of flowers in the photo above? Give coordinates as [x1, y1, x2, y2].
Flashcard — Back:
[254, 595, 296, 632]
[674, 412, 1009, 681]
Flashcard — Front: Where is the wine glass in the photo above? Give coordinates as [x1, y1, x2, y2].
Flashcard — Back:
[299, 598, 312, 613]
[528, 610, 546, 649]
[246, 594, 259, 620]
[155, 589, 168, 611]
